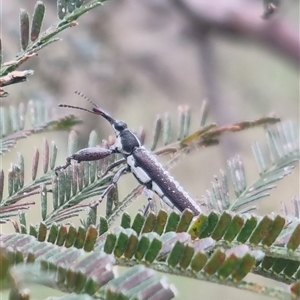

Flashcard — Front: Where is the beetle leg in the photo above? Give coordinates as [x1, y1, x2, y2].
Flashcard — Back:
[101, 158, 126, 176]
[142, 188, 156, 216]
[91, 165, 129, 207]
[55, 147, 112, 176]
[54, 156, 72, 175]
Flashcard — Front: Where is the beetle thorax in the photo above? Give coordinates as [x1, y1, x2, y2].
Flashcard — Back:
[111, 128, 141, 155]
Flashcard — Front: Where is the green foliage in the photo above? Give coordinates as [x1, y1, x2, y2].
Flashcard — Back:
[0, 1, 299, 300]
[1, 233, 175, 299]
[0, 0, 106, 88]
[1, 208, 300, 299]
[204, 121, 299, 213]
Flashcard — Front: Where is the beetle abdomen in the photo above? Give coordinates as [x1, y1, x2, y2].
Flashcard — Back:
[127, 147, 201, 215]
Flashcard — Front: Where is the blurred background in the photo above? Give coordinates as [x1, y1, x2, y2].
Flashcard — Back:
[1, 0, 299, 299]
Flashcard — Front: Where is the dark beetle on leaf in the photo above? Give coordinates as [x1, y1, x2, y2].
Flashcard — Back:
[55, 91, 202, 215]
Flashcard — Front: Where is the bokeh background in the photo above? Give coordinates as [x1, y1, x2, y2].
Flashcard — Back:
[1, 0, 299, 299]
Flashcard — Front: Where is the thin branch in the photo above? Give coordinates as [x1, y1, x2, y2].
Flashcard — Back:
[175, 0, 299, 65]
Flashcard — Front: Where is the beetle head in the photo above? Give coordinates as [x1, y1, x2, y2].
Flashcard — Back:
[58, 91, 141, 155]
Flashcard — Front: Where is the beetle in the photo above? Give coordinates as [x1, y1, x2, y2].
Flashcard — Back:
[55, 92, 202, 215]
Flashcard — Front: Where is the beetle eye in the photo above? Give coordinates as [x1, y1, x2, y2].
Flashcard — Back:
[114, 121, 127, 131]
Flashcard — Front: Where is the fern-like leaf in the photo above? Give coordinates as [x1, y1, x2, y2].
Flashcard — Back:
[0, 0, 106, 91]
[0, 232, 176, 299]
[0, 100, 81, 155]
[203, 121, 299, 213]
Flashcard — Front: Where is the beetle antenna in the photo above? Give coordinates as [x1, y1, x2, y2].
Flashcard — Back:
[58, 104, 97, 114]
[74, 90, 116, 124]
[74, 90, 100, 108]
